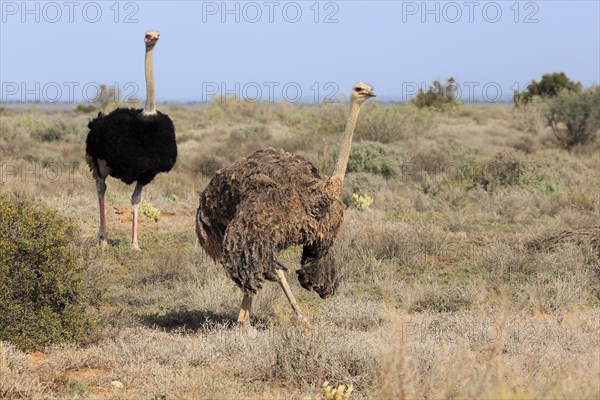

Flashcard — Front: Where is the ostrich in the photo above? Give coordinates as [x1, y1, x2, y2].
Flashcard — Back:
[196, 83, 376, 323]
[85, 31, 177, 250]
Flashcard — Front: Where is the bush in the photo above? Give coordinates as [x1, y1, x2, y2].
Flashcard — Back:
[209, 96, 276, 123]
[545, 86, 600, 148]
[340, 173, 385, 208]
[312, 381, 354, 400]
[355, 103, 436, 143]
[413, 77, 460, 110]
[230, 124, 271, 142]
[410, 289, 472, 313]
[511, 102, 547, 136]
[350, 193, 373, 211]
[0, 192, 93, 350]
[32, 121, 66, 142]
[194, 154, 226, 177]
[345, 142, 398, 178]
[514, 72, 581, 105]
[31, 120, 83, 142]
[139, 200, 160, 221]
[74, 104, 97, 113]
[266, 322, 379, 391]
[433, 151, 554, 194]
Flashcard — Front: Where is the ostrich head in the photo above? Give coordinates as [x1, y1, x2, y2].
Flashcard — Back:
[350, 82, 376, 104]
[144, 30, 160, 49]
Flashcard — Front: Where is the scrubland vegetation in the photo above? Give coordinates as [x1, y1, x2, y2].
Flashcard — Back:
[0, 84, 599, 399]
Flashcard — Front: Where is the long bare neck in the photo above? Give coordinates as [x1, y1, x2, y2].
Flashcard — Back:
[142, 46, 156, 115]
[329, 100, 361, 189]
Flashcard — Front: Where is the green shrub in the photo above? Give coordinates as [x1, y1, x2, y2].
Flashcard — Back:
[31, 120, 82, 142]
[139, 200, 160, 221]
[514, 72, 581, 105]
[340, 173, 385, 208]
[413, 77, 460, 110]
[432, 151, 554, 194]
[0, 192, 93, 350]
[545, 86, 600, 148]
[74, 104, 97, 113]
[33, 122, 65, 142]
[345, 142, 398, 178]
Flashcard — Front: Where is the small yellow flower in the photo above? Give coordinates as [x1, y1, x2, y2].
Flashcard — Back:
[314, 381, 354, 400]
[350, 193, 373, 211]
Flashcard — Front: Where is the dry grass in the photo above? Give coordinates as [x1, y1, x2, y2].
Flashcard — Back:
[0, 101, 599, 399]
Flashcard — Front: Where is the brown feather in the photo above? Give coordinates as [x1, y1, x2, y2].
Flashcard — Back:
[196, 148, 342, 298]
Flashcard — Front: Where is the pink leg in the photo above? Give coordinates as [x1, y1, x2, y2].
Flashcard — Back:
[96, 178, 108, 247]
[131, 183, 143, 250]
[131, 206, 140, 250]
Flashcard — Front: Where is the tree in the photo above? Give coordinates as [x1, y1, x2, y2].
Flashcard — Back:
[545, 85, 600, 148]
[414, 77, 459, 110]
[514, 72, 581, 105]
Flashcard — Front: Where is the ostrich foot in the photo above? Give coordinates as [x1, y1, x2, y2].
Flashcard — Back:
[296, 312, 309, 325]
[131, 242, 141, 251]
[98, 232, 108, 247]
[297, 314, 312, 335]
[237, 313, 250, 325]
[237, 293, 253, 325]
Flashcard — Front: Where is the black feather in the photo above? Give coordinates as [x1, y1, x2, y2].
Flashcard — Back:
[86, 108, 177, 185]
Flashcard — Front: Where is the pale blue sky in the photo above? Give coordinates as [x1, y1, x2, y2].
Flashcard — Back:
[1, 1, 599, 103]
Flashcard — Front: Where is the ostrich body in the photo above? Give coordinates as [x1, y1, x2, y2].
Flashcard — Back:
[85, 31, 177, 250]
[196, 83, 375, 323]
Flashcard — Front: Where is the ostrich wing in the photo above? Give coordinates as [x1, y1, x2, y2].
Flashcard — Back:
[220, 182, 341, 299]
[220, 189, 293, 295]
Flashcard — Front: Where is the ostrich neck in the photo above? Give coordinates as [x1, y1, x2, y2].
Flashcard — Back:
[328, 100, 361, 191]
[142, 46, 156, 115]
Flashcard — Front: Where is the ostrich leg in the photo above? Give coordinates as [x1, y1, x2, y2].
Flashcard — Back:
[95, 177, 108, 247]
[131, 183, 143, 250]
[275, 269, 306, 322]
[237, 293, 253, 324]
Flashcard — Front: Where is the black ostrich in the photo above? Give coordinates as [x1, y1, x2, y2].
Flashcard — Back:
[85, 31, 177, 250]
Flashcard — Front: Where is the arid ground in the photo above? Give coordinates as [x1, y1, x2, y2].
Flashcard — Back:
[0, 100, 599, 399]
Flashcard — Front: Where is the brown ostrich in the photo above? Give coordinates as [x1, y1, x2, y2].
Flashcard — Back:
[196, 83, 376, 324]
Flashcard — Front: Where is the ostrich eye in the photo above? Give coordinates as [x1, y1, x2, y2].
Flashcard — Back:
[355, 88, 361, 92]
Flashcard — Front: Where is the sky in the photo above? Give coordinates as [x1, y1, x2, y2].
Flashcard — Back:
[1, 0, 599, 103]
